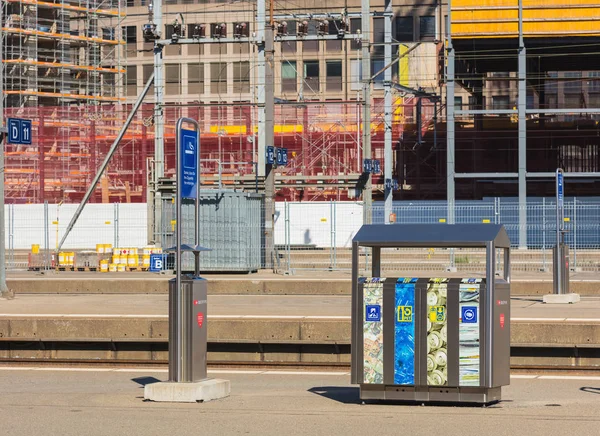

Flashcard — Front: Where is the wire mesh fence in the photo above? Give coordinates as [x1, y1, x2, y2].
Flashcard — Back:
[5, 198, 600, 274]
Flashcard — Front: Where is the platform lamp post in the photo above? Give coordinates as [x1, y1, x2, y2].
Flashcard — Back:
[144, 117, 230, 403]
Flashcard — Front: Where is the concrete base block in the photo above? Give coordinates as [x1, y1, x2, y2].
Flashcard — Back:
[144, 378, 230, 403]
[543, 293, 581, 304]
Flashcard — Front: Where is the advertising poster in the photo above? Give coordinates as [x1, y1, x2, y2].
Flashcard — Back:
[394, 277, 416, 385]
[363, 278, 385, 384]
[426, 278, 448, 386]
[459, 278, 481, 386]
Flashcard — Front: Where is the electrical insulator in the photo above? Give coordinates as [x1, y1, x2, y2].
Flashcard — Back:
[297, 20, 308, 37]
[192, 24, 206, 39]
[318, 20, 329, 36]
[234, 22, 248, 38]
[276, 21, 288, 36]
[213, 23, 226, 38]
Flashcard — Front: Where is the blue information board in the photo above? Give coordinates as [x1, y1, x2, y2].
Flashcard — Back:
[266, 146, 275, 164]
[557, 171, 564, 207]
[180, 128, 198, 199]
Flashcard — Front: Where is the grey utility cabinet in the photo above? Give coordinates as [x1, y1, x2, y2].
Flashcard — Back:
[351, 224, 511, 404]
[161, 190, 264, 272]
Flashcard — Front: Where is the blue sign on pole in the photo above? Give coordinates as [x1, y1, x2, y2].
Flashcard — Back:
[180, 128, 198, 199]
[8, 118, 21, 144]
[21, 120, 32, 145]
[149, 254, 167, 272]
[363, 159, 372, 173]
[266, 146, 275, 164]
[276, 148, 283, 166]
[373, 159, 381, 174]
[282, 148, 288, 165]
[557, 171, 564, 207]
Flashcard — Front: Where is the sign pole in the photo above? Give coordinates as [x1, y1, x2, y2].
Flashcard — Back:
[556, 168, 564, 295]
[174, 117, 199, 382]
[544, 168, 579, 303]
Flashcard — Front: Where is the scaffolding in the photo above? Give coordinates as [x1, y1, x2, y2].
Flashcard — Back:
[1, 0, 126, 203]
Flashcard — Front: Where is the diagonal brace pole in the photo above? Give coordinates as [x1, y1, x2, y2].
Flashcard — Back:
[57, 73, 155, 251]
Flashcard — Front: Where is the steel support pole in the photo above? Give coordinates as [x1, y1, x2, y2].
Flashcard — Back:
[0, 4, 8, 296]
[361, 0, 372, 224]
[264, 26, 275, 269]
[153, 0, 164, 246]
[518, 0, 528, 249]
[58, 74, 155, 251]
[383, 0, 393, 224]
[446, 7, 456, 269]
[256, 0, 266, 178]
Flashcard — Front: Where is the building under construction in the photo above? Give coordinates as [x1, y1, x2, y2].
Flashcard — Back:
[1, 0, 128, 202]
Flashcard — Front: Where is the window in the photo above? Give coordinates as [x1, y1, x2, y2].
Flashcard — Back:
[281, 21, 297, 53]
[588, 72, 600, 93]
[126, 0, 134, 6]
[350, 18, 361, 50]
[122, 26, 135, 43]
[188, 63, 204, 94]
[142, 64, 154, 94]
[468, 95, 477, 110]
[419, 16, 435, 40]
[564, 71, 582, 94]
[304, 61, 319, 92]
[492, 95, 510, 110]
[395, 17, 413, 42]
[211, 24, 228, 54]
[281, 61, 297, 93]
[545, 72, 558, 94]
[211, 63, 228, 94]
[187, 25, 205, 56]
[303, 21, 318, 52]
[326, 20, 343, 52]
[326, 61, 342, 92]
[350, 59, 362, 91]
[122, 26, 136, 57]
[233, 62, 250, 94]
[165, 64, 181, 95]
[371, 59, 384, 89]
[454, 96, 463, 110]
[126, 65, 137, 96]
[373, 17, 384, 57]
[164, 25, 182, 56]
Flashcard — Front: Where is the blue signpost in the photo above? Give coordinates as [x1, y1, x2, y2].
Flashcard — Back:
[180, 127, 199, 199]
[7, 118, 32, 145]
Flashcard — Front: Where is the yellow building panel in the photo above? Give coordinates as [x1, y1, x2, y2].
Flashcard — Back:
[453, 0, 517, 8]
[452, 0, 600, 38]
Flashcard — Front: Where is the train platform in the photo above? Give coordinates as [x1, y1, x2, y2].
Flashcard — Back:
[6, 269, 600, 295]
[1, 293, 599, 368]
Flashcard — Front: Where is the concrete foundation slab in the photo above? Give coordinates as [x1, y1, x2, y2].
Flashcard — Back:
[543, 293, 581, 304]
[144, 378, 230, 403]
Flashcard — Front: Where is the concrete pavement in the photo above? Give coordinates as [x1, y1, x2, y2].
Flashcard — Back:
[1, 367, 600, 436]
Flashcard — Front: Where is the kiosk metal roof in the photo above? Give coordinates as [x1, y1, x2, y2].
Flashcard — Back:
[352, 224, 511, 248]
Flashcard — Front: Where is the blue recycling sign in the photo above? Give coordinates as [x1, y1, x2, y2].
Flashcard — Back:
[180, 128, 199, 199]
[461, 306, 478, 324]
[7, 118, 32, 145]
